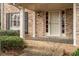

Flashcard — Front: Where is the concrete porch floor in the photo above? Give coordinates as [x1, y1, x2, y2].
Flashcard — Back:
[20, 36, 78, 56]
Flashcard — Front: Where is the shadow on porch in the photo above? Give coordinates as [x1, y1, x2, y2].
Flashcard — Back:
[25, 36, 73, 44]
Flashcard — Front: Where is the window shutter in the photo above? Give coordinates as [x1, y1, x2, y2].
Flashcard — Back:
[6, 13, 10, 29]
[24, 12, 28, 34]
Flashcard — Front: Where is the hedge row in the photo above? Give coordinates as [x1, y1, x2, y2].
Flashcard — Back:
[72, 49, 79, 56]
[0, 36, 25, 51]
[0, 30, 19, 36]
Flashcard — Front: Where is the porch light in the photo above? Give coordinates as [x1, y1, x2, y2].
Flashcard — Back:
[37, 11, 41, 16]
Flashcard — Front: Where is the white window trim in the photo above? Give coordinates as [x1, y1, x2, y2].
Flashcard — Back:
[73, 3, 77, 46]
[33, 12, 36, 37]
[10, 13, 20, 30]
[20, 8, 25, 39]
[48, 12, 50, 36]
[59, 11, 62, 36]
[64, 10, 66, 37]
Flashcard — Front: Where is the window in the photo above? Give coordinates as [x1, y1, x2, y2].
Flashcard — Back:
[6, 12, 28, 32]
[46, 12, 48, 32]
[24, 12, 28, 34]
[6, 12, 20, 30]
[11, 13, 20, 27]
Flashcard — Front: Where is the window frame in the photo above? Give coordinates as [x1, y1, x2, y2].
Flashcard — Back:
[6, 12, 28, 33]
[10, 12, 20, 27]
[9, 12, 20, 30]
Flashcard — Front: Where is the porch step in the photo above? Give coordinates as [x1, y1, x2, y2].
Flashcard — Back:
[25, 36, 73, 44]
[27, 40, 63, 49]
[21, 47, 63, 56]
[23, 40, 76, 56]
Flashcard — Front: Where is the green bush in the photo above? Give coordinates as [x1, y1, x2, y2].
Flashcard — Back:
[0, 36, 25, 51]
[72, 49, 79, 56]
[0, 30, 19, 36]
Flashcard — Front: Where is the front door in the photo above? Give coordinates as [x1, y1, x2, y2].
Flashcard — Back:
[49, 11, 61, 36]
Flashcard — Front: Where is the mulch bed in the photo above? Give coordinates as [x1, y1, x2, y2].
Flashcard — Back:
[0, 50, 23, 56]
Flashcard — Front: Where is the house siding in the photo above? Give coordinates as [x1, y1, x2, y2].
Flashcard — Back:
[65, 8, 73, 39]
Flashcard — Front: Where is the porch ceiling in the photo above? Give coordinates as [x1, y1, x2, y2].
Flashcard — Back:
[14, 3, 73, 11]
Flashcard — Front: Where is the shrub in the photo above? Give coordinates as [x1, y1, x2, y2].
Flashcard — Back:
[72, 49, 79, 56]
[0, 30, 19, 36]
[0, 36, 25, 51]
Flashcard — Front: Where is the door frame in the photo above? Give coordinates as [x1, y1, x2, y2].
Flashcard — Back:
[46, 10, 62, 36]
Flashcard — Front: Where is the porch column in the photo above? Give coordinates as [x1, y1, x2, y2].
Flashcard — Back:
[1, 3, 4, 30]
[73, 3, 77, 46]
[20, 8, 25, 39]
[33, 12, 35, 37]
[4, 9, 7, 30]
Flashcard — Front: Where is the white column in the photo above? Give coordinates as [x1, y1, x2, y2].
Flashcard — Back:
[1, 3, 4, 30]
[73, 3, 77, 46]
[33, 12, 35, 37]
[4, 9, 7, 30]
[48, 12, 50, 36]
[20, 8, 25, 39]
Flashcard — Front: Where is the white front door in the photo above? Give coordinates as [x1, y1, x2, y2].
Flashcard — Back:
[49, 11, 61, 36]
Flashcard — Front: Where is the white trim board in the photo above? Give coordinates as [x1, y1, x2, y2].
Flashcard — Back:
[33, 12, 36, 37]
[73, 3, 77, 46]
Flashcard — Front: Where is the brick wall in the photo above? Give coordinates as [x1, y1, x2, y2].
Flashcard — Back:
[25, 9, 35, 36]
[65, 8, 73, 39]
[3, 4, 73, 39]
[4, 4, 34, 37]
[35, 12, 46, 37]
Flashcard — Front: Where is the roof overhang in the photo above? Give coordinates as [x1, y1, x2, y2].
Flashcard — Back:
[10, 3, 73, 11]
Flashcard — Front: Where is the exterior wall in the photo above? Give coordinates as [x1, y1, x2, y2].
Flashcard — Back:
[3, 4, 34, 37]
[65, 8, 73, 39]
[4, 4, 20, 30]
[35, 12, 46, 37]
[35, 10, 73, 38]
[3, 3, 73, 38]
[25, 9, 34, 36]
[76, 4, 79, 44]
[2, 4, 47, 37]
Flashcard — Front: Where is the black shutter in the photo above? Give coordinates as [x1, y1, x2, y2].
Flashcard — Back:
[6, 13, 10, 29]
[24, 12, 28, 34]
